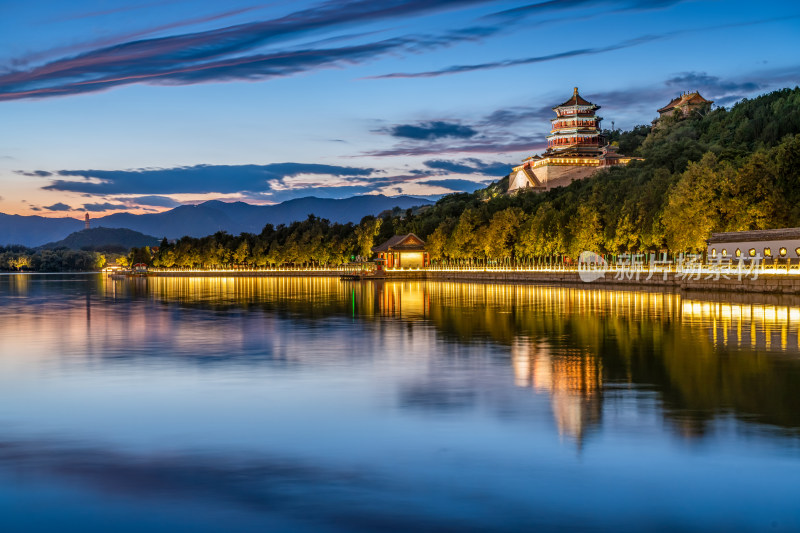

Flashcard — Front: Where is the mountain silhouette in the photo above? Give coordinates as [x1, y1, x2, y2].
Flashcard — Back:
[1, 195, 432, 247]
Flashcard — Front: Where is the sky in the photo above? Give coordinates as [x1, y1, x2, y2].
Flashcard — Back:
[1, 0, 799, 218]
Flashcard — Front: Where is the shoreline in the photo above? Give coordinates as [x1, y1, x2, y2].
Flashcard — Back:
[138, 269, 800, 295]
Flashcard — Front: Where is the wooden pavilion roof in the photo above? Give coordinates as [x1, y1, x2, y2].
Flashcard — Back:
[372, 233, 426, 253]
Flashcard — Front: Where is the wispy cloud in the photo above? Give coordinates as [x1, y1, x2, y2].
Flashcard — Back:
[666, 71, 760, 93]
[29, 163, 376, 195]
[17, 6, 269, 69]
[370, 15, 800, 80]
[82, 202, 129, 212]
[0, 0, 496, 101]
[418, 178, 490, 192]
[17, 170, 53, 177]
[42, 202, 72, 211]
[387, 121, 478, 140]
[122, 195, 183, 208]
[423, 158, 510, 175]
[488, 0, 686, 19]
[366, 138, 543, 157]
[368, 35, 661, 79]
[0, 0, 711, 101]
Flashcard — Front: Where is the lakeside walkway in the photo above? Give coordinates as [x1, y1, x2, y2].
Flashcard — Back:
[135, 265, 800, 295]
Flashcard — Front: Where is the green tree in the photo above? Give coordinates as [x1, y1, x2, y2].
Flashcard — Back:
[568, 204, 603, 258]
[662, 153, 734, 251]
[354, 216, 382, 258]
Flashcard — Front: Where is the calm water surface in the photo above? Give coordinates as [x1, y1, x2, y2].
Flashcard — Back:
[1, 274, 799, 532]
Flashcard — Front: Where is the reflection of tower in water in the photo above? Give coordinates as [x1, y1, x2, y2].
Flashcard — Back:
[512, 337, 602, 445]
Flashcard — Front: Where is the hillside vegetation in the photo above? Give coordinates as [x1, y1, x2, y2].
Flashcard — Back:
[146, 87, 800, 268]
[383, 87, 800, 259]
[41, 227, 160, 252]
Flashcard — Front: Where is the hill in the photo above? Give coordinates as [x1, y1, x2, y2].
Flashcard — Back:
[0, 194, 433, 247]
[95, 195, 432, 238]
[0, 213, 84, 248]
[376, 87, 800, 258]
[144, 87, 800, 269]
[40, 227, 160, 252]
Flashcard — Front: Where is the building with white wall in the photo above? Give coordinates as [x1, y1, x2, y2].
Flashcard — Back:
[706, 228, 800, 261]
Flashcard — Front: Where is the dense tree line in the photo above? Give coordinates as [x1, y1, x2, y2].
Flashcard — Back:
[0, 246, 106, 272]
[135, 87, 800, 268]
[149, 215, 379, 268]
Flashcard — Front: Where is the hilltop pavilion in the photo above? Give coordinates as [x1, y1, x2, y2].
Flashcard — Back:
[657, 91, 712, 119]
[508, 87, 638, 193]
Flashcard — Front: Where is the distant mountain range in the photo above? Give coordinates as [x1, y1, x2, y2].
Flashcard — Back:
[40, 227, 160, 251]
[1, 195, 433, 247]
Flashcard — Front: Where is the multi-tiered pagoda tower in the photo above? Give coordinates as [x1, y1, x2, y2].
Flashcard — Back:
[508, 88, 638, 193]
[546, 88, 603, 156]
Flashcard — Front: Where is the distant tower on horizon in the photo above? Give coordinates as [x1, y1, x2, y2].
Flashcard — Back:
[85, 213, 90, 230]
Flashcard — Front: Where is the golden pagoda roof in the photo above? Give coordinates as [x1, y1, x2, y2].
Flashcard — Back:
[657, 91, 712, 113]
[554, 87, 597, 109]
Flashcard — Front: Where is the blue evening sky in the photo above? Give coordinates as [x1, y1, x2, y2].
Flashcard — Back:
[0, 0, 798, 216]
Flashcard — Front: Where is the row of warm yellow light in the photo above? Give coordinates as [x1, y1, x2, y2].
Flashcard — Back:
[711, 246, 800, 259]
[389, 266, 800, 273]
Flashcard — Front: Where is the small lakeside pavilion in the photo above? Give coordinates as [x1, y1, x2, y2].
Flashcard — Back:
[372, 233, 428, 269]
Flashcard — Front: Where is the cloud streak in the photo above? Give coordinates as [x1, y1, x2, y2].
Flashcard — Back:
[0, 0, 713, 101]
[423, 158, 510, 175]
[122, 195, 183, 208]
[28, 163, 376, 195]
[388, 121, 478, 140]
[83, 202, 129, 212]
[43, 202, 72, 211]
[370, 15, 800, 80]
[368, 35, 661, 79]
[418, 178, 490, 192]
[488, 0, 686, 19]
[0, 0, 496, 101]
[17, 6, 269, 69]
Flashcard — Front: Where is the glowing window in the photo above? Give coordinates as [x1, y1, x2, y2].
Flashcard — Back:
[735, 248, 741, 257]
[711, 248, 717, 258]
[780, 247, 787, 257]
[796, 247, 800, 257]
[721, 249, 727, 257]
[764, 247, 772, 257]
[749, 248, 757, 257]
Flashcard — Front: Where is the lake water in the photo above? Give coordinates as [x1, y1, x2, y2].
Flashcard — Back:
[1, 274, 799, 532]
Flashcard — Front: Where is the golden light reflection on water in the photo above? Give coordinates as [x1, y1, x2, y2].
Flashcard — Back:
[681, 299, 800, 351]
[99, 276, 800, 434]
[512, 339, 602, 442]
[3, 275, 800, 439]
[103, 276, 800, 345]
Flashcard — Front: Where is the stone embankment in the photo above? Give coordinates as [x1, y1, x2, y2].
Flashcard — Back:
[385, 270, 800, 294]
[143, 269, 800, 294]
[148, 270, 336, 278]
